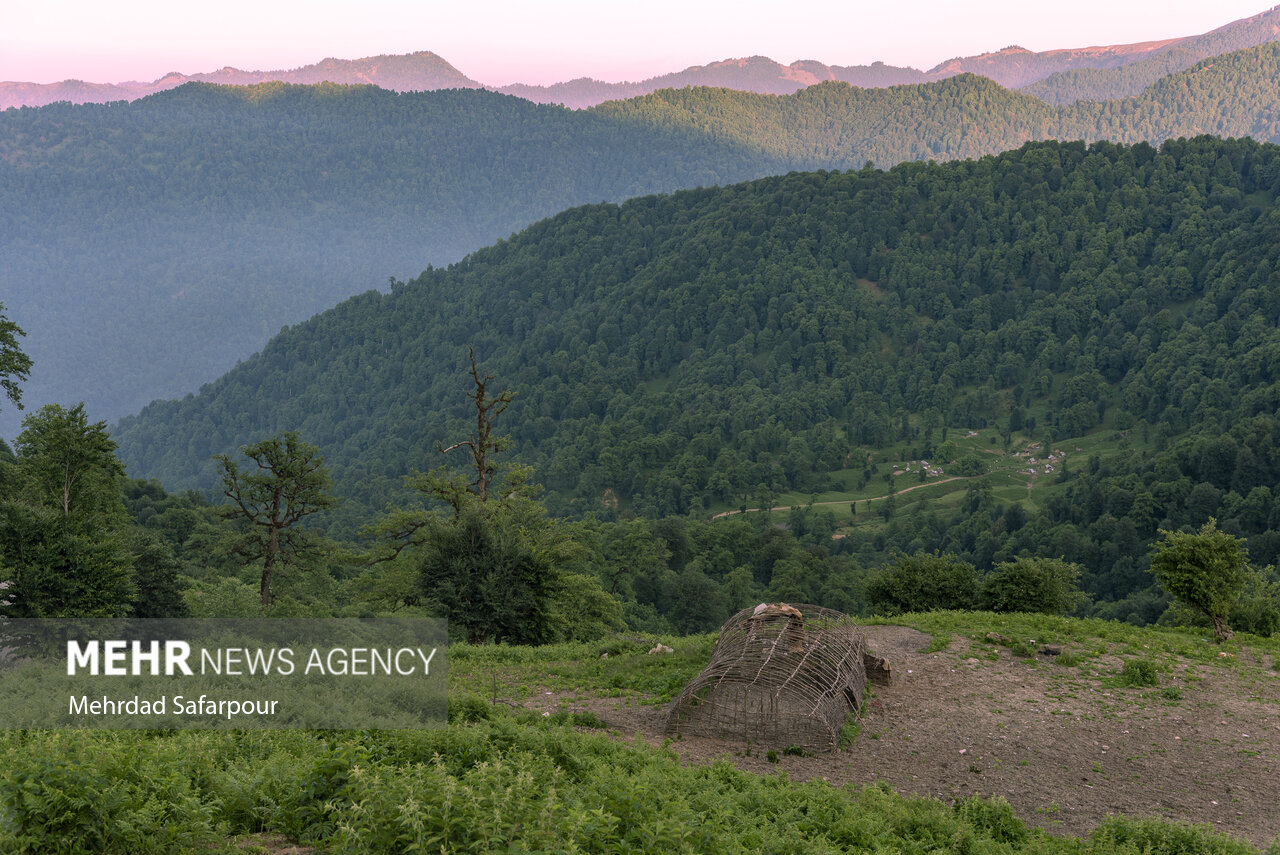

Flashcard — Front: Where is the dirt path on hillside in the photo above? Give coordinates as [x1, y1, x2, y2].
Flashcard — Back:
[713, 477, 974, 519]
[532, 627, 1280, 847]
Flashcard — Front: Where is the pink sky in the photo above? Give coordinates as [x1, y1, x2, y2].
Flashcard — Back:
[3, 1, 1274, 86]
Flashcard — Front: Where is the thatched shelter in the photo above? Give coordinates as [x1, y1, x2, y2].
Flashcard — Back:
[666, 604, 867, 752]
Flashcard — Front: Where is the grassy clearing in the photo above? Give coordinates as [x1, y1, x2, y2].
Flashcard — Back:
[2, 711, 1273, 854]
[2, 615, 1278, 853]
[450, 633, 714, 705]
[869, 609, 1280, 672]
[713, 419, 1156, 533]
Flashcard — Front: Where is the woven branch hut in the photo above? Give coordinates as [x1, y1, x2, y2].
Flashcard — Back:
[666, 604, 867, 752]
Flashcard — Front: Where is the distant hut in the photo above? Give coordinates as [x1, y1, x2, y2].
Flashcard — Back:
[666, 604, 867, 752]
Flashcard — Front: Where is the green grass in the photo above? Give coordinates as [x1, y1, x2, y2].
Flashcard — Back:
[867, 610, 1280, 671]
[449, 634, 715, 705]
[1, 714, 1272, 854]
[2, 615, 1278, 853]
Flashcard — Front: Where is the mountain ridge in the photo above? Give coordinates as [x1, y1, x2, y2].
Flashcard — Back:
[10, 38, 1280, 437]
[0, 51, 479, 108]
[5, 7, 1280, 109]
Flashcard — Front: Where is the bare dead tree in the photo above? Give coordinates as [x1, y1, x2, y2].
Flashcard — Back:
[438, 346, 514, 502]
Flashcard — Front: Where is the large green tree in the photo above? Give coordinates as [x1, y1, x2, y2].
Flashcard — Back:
[0, 403, 133, 617]
[215, 432, 336, 608]
[1149, 519, 1250, 642]
[0, 302, 31, 413]
[14, 403, 123, 515]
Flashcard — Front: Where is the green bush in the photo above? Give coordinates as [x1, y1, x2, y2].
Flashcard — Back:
[1160, 568, 1280, 638]
[978, 558, 1088, 615]
[1119, 658, 1160, 687]
[955, 454, 988, 476]
[0, 736, 222, 854]
[1231, 570, 1280, 638]
[1089, 814, 1260, 854]
[1149, 520, 1250, 643]
[953, 795, 1029, 845]
[864, 551, 978, 615]
[448, 692, 493, 724]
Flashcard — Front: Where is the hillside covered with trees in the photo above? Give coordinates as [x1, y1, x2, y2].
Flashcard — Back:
[0, 84, 792, 436]
[104, 136, 1280, 623]
[9, 40, 1280, 436]
[1012, 4, 1280, 103]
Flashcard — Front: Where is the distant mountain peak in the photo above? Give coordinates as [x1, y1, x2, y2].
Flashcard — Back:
[0, 51, 480, 109]
[4, 7, 1280, 110]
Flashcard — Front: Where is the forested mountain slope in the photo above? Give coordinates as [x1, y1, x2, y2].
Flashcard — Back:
[596, 40, 1280, 162]
[11, 40, 1280, 437]
[1023, 5, 1280, 104]
[0, 84, 791, 436]
[114, 137, 1280, 607]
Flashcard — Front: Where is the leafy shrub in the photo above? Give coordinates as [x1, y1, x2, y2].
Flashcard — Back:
[1160, 567, 1280, 638]
[953, 795, 1028, 845]
[0, 737, 220, 854]
[978, 557, 1088, 615]
[1230, 570, 1280, 638]
[1119, 658, 1160, 687]
[1149, 520, 1250, 642]
[449, 692, 493, 724]
[864, 551, 978, 615]
[1088, 814, 1259, 854]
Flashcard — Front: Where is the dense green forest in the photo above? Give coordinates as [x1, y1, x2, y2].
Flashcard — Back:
[3, 315, 1279, 854]
[12, 19, 1280, 850]
[9, 38, 1280, 436]
[102, 136, 1280, 627]
[597, 39, 1280, 163]
[6, 128, 1280, 851]
[0, 84, 790, 436]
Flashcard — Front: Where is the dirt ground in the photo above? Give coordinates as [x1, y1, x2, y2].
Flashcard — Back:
[531, 627, 1280, 848]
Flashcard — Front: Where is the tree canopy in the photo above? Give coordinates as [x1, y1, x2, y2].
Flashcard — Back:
[1149, 519, 1251, 642]
[0, 404, 133, 616]
[215, 432, 337, 607]
[0, 302, 31, 413]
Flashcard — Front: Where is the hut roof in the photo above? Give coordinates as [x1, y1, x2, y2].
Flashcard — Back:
[666, 604, 866, 751]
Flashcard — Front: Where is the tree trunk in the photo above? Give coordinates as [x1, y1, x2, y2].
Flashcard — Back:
[1211, 613, 1234, 643]
[260, 560, 273, 608]
[261, 528, 279, 608]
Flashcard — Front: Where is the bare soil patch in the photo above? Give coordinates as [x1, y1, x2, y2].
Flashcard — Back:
[529, 626, 1280, 847]
[232, 833, 316, 854]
